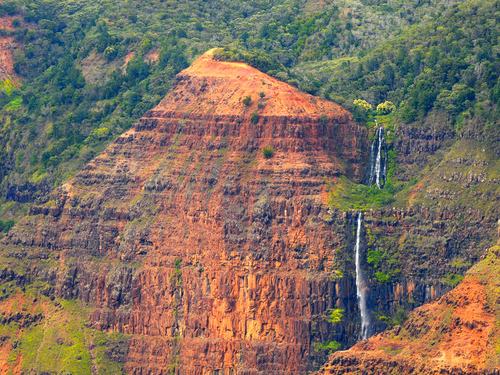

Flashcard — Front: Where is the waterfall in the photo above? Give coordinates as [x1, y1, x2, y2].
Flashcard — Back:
[354, 212, 371, 340]
[374, 125, 384, 188]
[364, 120, 386, 188]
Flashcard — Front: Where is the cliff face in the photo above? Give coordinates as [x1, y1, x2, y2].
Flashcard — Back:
[316, 244, 500, 375]
[0, 50, 366, 373]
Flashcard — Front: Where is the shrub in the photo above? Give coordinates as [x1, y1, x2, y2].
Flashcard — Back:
[442, 273, 464, 286]
[103, 46, 117, 61]
[328, 308, 344, 323]
[257, 102, 266, 109]
[353, 99, 372, 112]
[0, 220, 15, 233]
[320, 114, 328, 126]
[86, 128, 110, 144]
[353, 99, 373, 122]
[367, 250, 384, 268]
[250, 110, 259, 123]
[262, 146, 275, 159]
[242, 95, 252, 106]
[314, 341, 341, 354]
[259, 91, 265, 98]
[375, 271, 390, 283]
[140, 38, 152, 55]
[213, 47, 285, 74]
[400, 105, 418, 123]
[391, 306, 408, 326]
[377, 101, 396, 115]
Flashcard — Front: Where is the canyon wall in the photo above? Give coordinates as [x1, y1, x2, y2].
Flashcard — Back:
[1, 50, 366, 373]
[1, 50, 499, 373]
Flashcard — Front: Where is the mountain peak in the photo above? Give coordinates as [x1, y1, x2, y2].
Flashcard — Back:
[149, 48, 351, 121]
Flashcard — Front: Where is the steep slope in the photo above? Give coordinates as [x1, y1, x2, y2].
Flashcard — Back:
[0, 50, 365, 374]
[316, 244, 500, 375]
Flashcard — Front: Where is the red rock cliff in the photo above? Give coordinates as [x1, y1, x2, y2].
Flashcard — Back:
[2, 50, 366, 373]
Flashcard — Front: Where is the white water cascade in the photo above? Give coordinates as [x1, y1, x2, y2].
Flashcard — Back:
[374, 120, 384, 188]
[364, 120, 386, 189]
[354, 212, 371, 340]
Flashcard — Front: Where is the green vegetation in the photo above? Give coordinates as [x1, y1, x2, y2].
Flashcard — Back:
[353, 99, 372, 112]
[262, 146, 275, 159]
[314, 340, 341, 354]
[214, 47, 285, 75]
[0, 219, 14, 233]
[1, 0, 499, 215]
[377, 101, 396, 115]
[0, 291, 127, 374]
[390, 306, 409, 327]
[375, 271, 391, 283]
[442, 273, 465, 287]
[327, 175, 401, 210]
[328, 308, 344, 323]
[250, 110, 259, 124]
[242, 95, 252, 106]
[170, 258, 183, 286]
[0, 0, 498, 361]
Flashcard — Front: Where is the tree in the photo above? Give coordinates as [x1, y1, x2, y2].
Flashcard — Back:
[353, 99, 372, 112]
[377, 101, 396, 115]
[250, 111, 259, 123]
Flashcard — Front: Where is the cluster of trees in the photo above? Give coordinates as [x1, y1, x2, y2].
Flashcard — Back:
[0, 1, 194, 199]
[214, 47, 284, 75]
[326, 0, 500, 128]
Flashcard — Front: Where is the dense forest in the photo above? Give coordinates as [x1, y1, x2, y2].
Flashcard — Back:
[1, 0, 500, 221]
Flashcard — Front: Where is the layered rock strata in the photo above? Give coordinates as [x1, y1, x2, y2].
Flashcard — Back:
[1, 50, 366, 373]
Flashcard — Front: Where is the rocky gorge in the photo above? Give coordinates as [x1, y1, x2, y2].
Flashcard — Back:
[0, 49, 499, 374]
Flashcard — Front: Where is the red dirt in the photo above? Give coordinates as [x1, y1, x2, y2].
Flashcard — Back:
[154, 48, 351, 120]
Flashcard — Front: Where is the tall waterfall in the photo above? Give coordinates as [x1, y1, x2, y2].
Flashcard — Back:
[354, 212, 371, 340]
[364, 120, 387, 188]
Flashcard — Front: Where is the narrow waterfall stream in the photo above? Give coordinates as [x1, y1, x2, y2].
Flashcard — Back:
[364, 120, 386, 188]
[355, 120, 388, 340]
[354, 212, 371, 340]
[374, 124, 384, 188]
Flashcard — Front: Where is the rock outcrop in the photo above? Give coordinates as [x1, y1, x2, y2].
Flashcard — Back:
[316, 245, 500, 374]
[0, 50, 366, 373]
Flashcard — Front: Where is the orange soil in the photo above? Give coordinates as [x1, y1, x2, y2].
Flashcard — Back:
[154, 48, 351, 120]
[0, 293, 31, 373]
[407, 176, 429, 207]
[145, 50, 159, 63]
